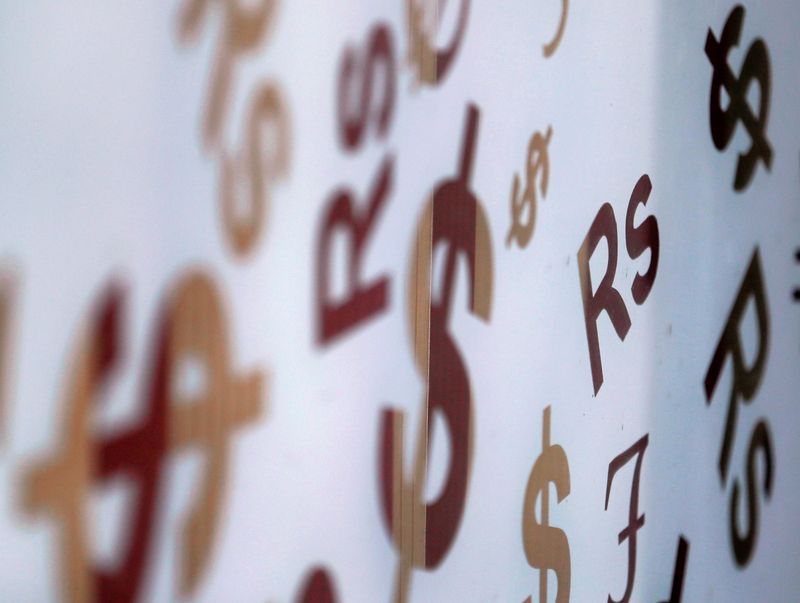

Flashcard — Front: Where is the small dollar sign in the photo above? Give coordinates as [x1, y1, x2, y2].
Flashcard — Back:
[522, 405, 570, 603]
[507, 127, 552, 248]
[704, 4, 772, 191]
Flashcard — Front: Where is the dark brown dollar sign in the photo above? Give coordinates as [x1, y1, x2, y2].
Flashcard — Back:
[705, 4, 772, 191]
[295, 567, 337, 603]
[522, 406, 570, 603]
[507, 126, 552, 249]
[379, 103, 493, 603]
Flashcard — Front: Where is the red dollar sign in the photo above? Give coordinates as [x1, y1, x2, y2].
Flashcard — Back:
[23, 285, 168, 603]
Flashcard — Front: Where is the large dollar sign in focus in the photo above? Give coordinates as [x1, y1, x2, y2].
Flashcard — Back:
[522, 406, 571, 603]
[379, 103, 493, 603]
[704, 4, 771, 192]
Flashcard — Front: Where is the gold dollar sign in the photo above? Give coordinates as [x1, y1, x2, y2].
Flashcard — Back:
[406, 0, 470, 85]
[542, 0, 568, 58]
[522, 405, 570, 603]
[177, 0, 278, 149]
[507, 126, 552, 249]
[218, 82, 289, 257]
[167, 271, 265, 595]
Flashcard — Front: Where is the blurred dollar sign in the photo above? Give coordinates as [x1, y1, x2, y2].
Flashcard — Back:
[295, 567, 338, 603]
[21, 272, 263, 602]
[704, 4, 771, 191]
[507, 126, 552, 249]
[22, 285, 168, 603]
[177, 0, 278, 149]
[0, 267, 16, 447]
[379, 103, 493, 603]
[406, 0, 470, 85]
[522, 405, 570, 603]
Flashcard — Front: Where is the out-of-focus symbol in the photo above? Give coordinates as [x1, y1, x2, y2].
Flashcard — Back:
[705, 4, 771, 191]
[542, 0, 568, 57]
[295, 567, 338, 603]
[22, 286, 160, 603]
[507, 126, 553, 249]
[522, 405, 571, 603]
[21, 272, 264, 602]
[0, 267, 16, 447]
[793, 248, 800, 302]
[177, 0, 278, 149]
[218, 82, 290, 257]
[167, 273, 265, 594]
[406, 0, 470, 85]
[177, 0, 289, 258]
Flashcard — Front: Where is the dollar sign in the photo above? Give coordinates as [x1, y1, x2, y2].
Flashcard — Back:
[704, 4, 772, 191]
[542, 0, 568, 58]
[507, 126, 552, 248]
[0, 267, 16, 447]
[219, 81, 290, 257]
[22, 285, 169, 603]
[406, 0, 470, 85]
[379, 103, 493, 603]
[166, 271, 264, 595]
[295, 567, 338, 603]
[177, 0, 278, 149]
[522, 406, 570, 603]
[21, 272, 263, 602]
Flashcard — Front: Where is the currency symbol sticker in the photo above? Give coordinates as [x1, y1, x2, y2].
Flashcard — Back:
[166, 272, 265, 594]
[507, 126, 553, 249]
[406, 0, 470, 85]
[379, 103, 493, 603]
[295, 568, 338, 603]
[705, 4, 772, 191]
[522, 405, 571, 603]
[22, 286, 168, 603]
[542, 0, 568, 57]
[21, 273, 264, 602]
[0, 267, 16, 446]
[177, 0, 278, 149]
